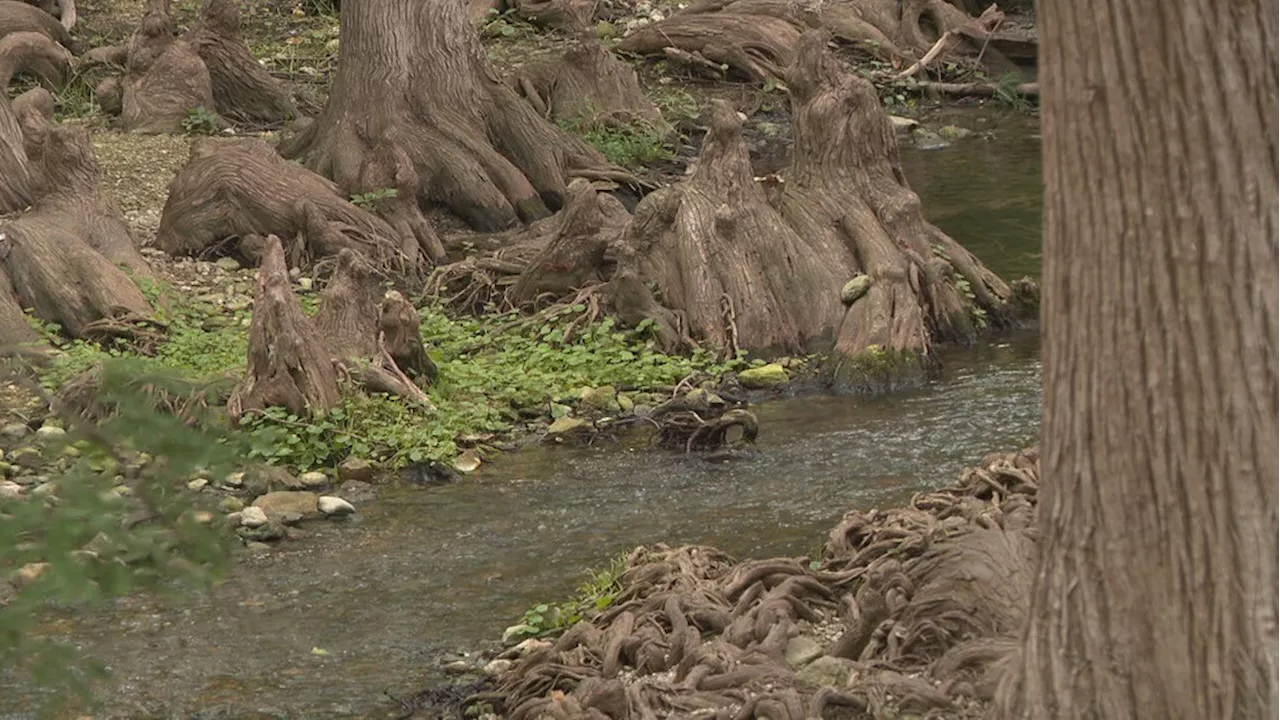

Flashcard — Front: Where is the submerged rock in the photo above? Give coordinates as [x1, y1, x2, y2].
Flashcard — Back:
[338, 479, 376, 502]
[910, 126, 950, 150]
[938, 124, 973, 139]
[546, 416, 590, 439]
[739, 363, 790, 389]
[252, 491, 319, 520]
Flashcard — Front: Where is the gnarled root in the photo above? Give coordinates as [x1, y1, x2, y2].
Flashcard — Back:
[102, 0, 295, 133]
[155, 137, 426, 273]
[314, 249, 435, 405]
[617, 0, 1022, 82]
[485, 448, 1040, 719]
[228, 235, 340, 423]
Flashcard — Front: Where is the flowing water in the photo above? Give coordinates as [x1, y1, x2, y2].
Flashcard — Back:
[1, 110, 1044, 719]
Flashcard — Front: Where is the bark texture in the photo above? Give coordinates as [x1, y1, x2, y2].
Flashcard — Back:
[228, 235, 340, 422]
[993, 0, 1278, 717]
[0, 40, 153, 349]
[617, 0, 1020, 82]
[608, 34, 1019, 377]
[155, 137, 434, 271]
[280, 0, 633, 234]
[511, 37, 665, 132]
[100, 0, 294, 133]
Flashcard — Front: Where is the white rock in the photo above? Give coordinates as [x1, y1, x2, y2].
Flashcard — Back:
[35, 425, 66, 439]
[483, 659, 513, 676]
[240, 506, 269, 528]
[318, 495, 355, 517]
[187, 478, 209, 491]
[299, 470, 329, 490]
[222, 472, 245, 488]
[513, 637, 552, 656]
[0, 480, 23, 498]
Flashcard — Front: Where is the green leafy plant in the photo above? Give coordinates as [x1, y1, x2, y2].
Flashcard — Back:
[0, 358, 237, 711]
[507, 552, 631, 640]
[181, 105, 220, 135]
[480, 8, 530, 39]
[993, 71, 1034, 112]
[349, 187, 399, 211]
[557, 112, 672, 169]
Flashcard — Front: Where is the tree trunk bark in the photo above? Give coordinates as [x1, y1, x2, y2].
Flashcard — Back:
[280, 0, 629, 233]
[994, 0, 1278, 717]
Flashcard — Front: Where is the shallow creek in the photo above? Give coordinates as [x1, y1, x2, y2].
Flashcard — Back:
[1, 109, 1043, 719]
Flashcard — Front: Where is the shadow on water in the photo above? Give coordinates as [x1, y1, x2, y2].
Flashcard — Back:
[0, 111, 1044, 719]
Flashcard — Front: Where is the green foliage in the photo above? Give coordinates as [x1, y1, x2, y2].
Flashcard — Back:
[650, 87, 701, 130]
[507, 552, 631, 640]
[349, 187, 399, 211]
[243, 307, 743, 470]
[480, 8, 533, 39]
[557, 112, 671, 169]
[181, 106, 220, 135]
[0, 359, 236, 710]
[993, 72, 1034, 112]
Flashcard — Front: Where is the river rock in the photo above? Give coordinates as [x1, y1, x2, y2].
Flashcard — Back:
[299, 471, 330, 490]
[888, 114, 919, 131]
[616, 394, 634, 412]
[513, 638, 552, 656]
[238, 521, 287, 542]
[938, 124, 973, 139]
[218, 496, 246, 513]
[739, 363, 790, 389]
[215, 256, 241, 272]
[0, 480, 23, 499]
[338, 479, 376, 503]
[12, 562, 49, 588]
[454, 449, 482, 473]
[245, 541, 273, 553]
[0, 423, 29, 441]
[35, 425, 66, 441]
[187, 478, 209, 491]
[794, 655, 856, 688]
[579, 385, 620, 411]
[10, 446, 41, 469]
[262, 466, 306, 491]
[221, 471, 245, 488]
[841, 274, 871, 305]
[240, 505, 269, 528]
[253, 491, 319, 520]
[785, 636, 825, 668]
[483, 659, 513, 676]
[546, 416, 589, 439]
[318, 495, 355, 517]
[910, 126, 950, 150]
[338, 457, 374, 483]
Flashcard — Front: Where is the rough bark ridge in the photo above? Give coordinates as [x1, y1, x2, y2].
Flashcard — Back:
[228, 235, 340, 423]
[155, 137, 435, 272]
[0, 38, 154, 350]
[993, 0, 1278, 717]
[313, 248, 433, 403]
[0, 0, 74, 82]
[280, 0, 634, 234]
[511, 37, 666, 133]
[617, 0, 1018, 82]
[604, 34, 1017, 374]
[485, 448, 1041, 720]
[19, 0, 75, 31]
[98, 0, 295, 133]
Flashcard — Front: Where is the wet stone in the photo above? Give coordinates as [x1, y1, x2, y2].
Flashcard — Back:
[337, 457, 374, 483]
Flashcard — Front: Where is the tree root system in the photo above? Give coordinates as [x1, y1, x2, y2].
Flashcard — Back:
[94, 0, 295, 133]
[155, 137, 433, 272]
[484, 447, 1040, 719]
[432, 34, 1034, 384]
[617, 0, 1026, 83]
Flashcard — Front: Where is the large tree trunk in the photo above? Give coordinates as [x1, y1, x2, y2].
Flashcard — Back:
[994, 0, 1278, 717]
[279, 0, 633, 233]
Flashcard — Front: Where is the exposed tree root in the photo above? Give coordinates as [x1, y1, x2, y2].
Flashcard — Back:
[0, 47, 155, 346]
[0, 30, 71, 213]
[617, 0, 1024, 82]
[227, 235, 340, 423]
[486, 447, 1040, 719]
[19, 0, 75, 31]
[155, 137, 431, 272]
[96, 0, 295, 133]
[314, 249, 435, 405]
[648, 390, 759, 451]
[280, 1, 636, 235]
[428, 35, 1030, 383]
[511, 37, 665, 132]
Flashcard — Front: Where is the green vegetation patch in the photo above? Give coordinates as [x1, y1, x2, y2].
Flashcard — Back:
[36, 277, 740, 473]
[505, 551, 632, 641]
